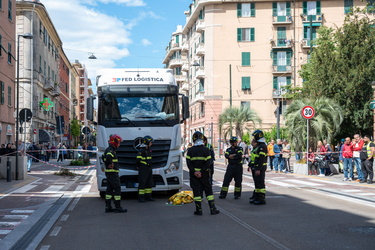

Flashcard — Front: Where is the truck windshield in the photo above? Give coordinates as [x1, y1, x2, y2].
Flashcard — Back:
[98, 90, 179, 127]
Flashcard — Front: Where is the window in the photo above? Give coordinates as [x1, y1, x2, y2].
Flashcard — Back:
[0, 34, 2, 56]
[344, 0, 353, 14]
[241, 101, 250, 109]
[272, 50, 292, 71]
[273, 76, 291, 95]
[304, 26, 319, 46]
[39, 55, 42, 73]
[0, 81, 4, 104]
[7, 86, 11, 106]
[175, 35, 179, 44]
[241, 77, 251, 90]
[367, 0, 375, 13]
[272, 2, 291, 21]
[7, 42, 11, 64]
[8, 0, 12, 21]
[237, 3, 255, 17]
[199, 8, 205, 19]
[277, 27, 287, 46]
[237, 28, 255, 42]
[200, 102, 205, 117]
[241, 52, 251, 66]
[199, 79, 204, 91]
[0, 0, 2, 9]
[303, 1, 321, 20]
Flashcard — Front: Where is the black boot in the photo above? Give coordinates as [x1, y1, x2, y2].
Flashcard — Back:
[219, 190, 227, 199]
[139, 194, 146, 203]
[208, 200, 220, 215]
[194, 201, 203, 215]
[253, 193, 266, 205]
[249, 191, 256, 204]
[145, 193, 155, 201]
[234, 189, 241, 199]
[105, 200, 114, 213]
[114, 206, 128, 213]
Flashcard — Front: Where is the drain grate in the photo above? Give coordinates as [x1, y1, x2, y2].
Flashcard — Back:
[349, 227, 375, 234]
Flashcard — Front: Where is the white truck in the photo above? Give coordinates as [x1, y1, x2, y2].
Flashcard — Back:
[87, 68, 189, 197]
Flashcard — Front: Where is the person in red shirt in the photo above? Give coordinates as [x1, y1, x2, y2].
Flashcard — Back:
[307, 147, 317, 175]
[340, 137, 353, 181]
[316, 141, 327, 176]
[352, 134, 364, 182]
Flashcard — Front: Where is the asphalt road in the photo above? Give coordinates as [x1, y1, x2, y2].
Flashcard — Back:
[32, 160, 375, 250]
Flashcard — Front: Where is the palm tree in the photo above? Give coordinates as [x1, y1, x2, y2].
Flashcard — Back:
[284, 97, 343, 152]
[218, 106, 262, 140]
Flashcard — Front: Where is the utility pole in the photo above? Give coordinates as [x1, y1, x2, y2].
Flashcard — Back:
[229, 64, 232, 137]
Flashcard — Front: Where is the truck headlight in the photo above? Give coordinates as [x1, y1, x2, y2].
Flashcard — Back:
[165, 161, 180, 174]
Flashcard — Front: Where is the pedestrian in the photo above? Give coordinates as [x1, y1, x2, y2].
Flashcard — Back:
[353, 134, 365, 182]
[186, 131, 219, 215]
[360, 135, 375, 184]
[6, 143, 15, 155]
[203, 136, 215, 185]
[0, 144, 6, 155]
[307, 147, 317, 175]
[316, 140, 327, 176]
[219, 136, 243, 199]
[103, 134, 127, 213]
[238, 139, 249, 165]
[273, 139, 283, 173]
[340, 137, 353, 181]
[282, 139, 291, 173]
[249, 130, 268, 205]
[57, 143, 64, 162]
[26, 142, 33, 172]
[136, 135, 155, 203]
[267, 139, 275, 170]
[77, 143, 83, 158]
[323, 140, 333, 176]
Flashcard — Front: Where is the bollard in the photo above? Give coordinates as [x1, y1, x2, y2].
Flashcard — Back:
[7, 157, 11, 182]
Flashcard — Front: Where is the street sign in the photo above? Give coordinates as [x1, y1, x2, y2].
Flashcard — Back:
[370, 100, 375, 109]
[82, 126, 91, 135]
[301, 106, 315, 119]
[19, 108, 32, 122]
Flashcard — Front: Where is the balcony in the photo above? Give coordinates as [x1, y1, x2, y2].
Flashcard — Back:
[182, 63, 189, 72]
[301, 14, 323, 22]
[271, 39, 293, 48]
[195, 91, 205, 102]
[196, 19, 205, 32]
[181, 82, 189, 91]
[43, 79, 54, 91]
[301, 39, 316, 49]
[272, 65, 292, 74]
[196, 43, 205, 56]
[50, 86, 60, 97]
[272, 90, 286, 98]
[181, 41, 189, 52]
[175, 74, 187, 82]
[196, 66, 205, 78]
[169, 58, 183, 67]
[272, 15, 293, 24]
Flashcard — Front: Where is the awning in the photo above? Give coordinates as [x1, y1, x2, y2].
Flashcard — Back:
[39, 129, 51, 143]
[303, 23, 322, 27]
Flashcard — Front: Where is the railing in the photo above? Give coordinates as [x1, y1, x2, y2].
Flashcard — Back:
[272, 65, 292, 73]
[301, 13, 323, 22]
[272, 15, 293, 24]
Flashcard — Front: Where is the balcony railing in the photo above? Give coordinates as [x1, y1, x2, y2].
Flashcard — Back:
[175, 74, 187, 82]
[196, 43, 205, 56]
[181, 82, 189, 91]
[272, 90, 286, 98]
[195, 91, 205, 102]
[301, 14, 323, 22]
[169, 58, 183, 67]
[196, 19, 205, 32]
[301, 39, 317, 48]
[196, 66, 205, 78]
[271, 39, 293, 48]
[272, 65, 292, 74]
[272, 15, 293, 24]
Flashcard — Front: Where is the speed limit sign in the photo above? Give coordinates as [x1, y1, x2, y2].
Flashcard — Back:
[301, 106, 315, 119]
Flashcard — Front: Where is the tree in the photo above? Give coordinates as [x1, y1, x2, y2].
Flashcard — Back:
[70, 119, 81, 147]
[298, 8, 375, 138]
[284, 98, 343, 152]
[218, 106, 261, 141]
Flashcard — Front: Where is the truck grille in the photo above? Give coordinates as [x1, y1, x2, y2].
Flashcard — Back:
[116, 139, 171, 170]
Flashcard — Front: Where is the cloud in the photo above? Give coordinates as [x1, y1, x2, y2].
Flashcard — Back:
[141, 39, 151, 46]
[41, 0, 137, 80]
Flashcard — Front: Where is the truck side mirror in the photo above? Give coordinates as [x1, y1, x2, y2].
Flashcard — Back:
[182, 96, 189, 121]
[87, 96, 94, 121]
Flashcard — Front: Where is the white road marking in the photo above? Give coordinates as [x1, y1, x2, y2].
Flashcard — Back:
[39, 246, 50, 250]
[10, 210, 35, 214]
[3, 215, 29, 220]
[267, 180, 294, 187]
[41, 185, 65, 193]
[342, 189, 362, 192]
[12, 184, 37, 193]
[0, 222, 21, 227]
[67, 195, 82, 211]
[358, 193, 375, 196]
[60, 215, 69, 222]
[284, 179, 323, 186]
[0, 230, 12, 235]
[73, 184, 91, 194]
[49, 226, 62, 237]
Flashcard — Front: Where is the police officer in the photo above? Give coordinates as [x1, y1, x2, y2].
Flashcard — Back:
[103, 134, 127, 213]
[136, 135, 154, 202]
[203, 136, 215, 185]
[186, 131, 219, 215]
[248, 138, 258, 204]
[249, 130, 268, 205]
[219, 136, 243, 199]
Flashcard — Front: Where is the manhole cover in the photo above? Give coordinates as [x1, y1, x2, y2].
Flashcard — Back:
[349, 227, 375, 234]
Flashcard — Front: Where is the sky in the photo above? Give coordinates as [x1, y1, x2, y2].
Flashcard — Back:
[41, 0, 191, 82]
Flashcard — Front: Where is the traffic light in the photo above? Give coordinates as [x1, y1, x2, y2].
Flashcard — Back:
[56, 116, 64, 134]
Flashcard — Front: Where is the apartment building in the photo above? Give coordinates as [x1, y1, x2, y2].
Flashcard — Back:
[163, 0, 370, 147]
[0, 0, 16, 145]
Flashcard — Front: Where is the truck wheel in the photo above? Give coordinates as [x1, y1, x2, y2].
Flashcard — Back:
[167, 189, 179, 196]
[99, 191, 105, 198]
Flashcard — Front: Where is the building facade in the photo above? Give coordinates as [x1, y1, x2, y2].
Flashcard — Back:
[163, 0, 370, 147]
[0, 0, 16, 145]
[72, 60, 91, 128]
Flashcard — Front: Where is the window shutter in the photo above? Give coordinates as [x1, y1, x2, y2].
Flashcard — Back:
[242, 52, 251, 66]
[272, 51, 278, 66]
[303, 1, 307, 15]
[176, 35, 179, 44]
[286, 51, 292, 65]
[273, 77, 278, 90]
[251, 3, 255, 17]
[316, 1, 321, 15]
[0, 81, 4, 104]
[237, 3, 242, 17]
[241, 77, 251, 90]
[250, 28, 255, 42]
[272, 2, 277, 16]
[287, 76, 292, 85]
[286, 2, 291, 16]
[237, 28, 242, 41]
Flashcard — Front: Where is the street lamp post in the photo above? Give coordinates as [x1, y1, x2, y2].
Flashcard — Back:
[16, 33, 33, 180]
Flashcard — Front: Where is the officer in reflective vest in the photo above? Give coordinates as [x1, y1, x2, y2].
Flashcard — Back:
[250, 130, 268, 205]
[186, 131, 219, 215]
[248, 138, 258, 204]
[219, 136, 243, 199]
[361, 135, 375, 184]
[103, 134, 127, 213]
[136, 135, 154, 202]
